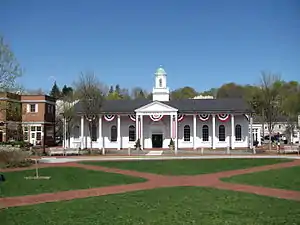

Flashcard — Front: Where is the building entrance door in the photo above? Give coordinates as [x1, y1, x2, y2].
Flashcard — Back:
[152, 134, 163, 148]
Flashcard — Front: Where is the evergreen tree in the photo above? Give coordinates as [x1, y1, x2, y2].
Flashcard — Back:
[115, 84, 122, 98]
[108, 85, 114, 93]
[49, 81, 61, 99]
[61, 85, 73, 97]
[115, 84, 120, 94]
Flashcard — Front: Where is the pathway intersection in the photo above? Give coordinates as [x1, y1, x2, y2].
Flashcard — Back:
[1, 157, 300, 208]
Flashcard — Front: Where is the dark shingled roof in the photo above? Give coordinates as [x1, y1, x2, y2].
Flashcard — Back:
[73, 98, 252, 114]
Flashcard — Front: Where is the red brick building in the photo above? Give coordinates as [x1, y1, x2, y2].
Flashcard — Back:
[0, 92, 56, 146]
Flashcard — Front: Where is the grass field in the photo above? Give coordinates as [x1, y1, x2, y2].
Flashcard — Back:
[0, 167, 146, 197]
[222, 166, 300, 191]
[2, 187, 300, 225]
[82, 158, 290, 175]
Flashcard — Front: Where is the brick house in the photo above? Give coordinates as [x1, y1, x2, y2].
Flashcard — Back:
[0, 92, 56, 146]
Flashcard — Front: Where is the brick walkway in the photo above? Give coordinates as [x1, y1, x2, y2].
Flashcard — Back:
[1, 160, 300, 208]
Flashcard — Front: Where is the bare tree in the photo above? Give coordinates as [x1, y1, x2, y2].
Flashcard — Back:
[259, 72, 282, 150]
[0, 36, 22, 91]
[57, 93, 77, 147]
[74, 72, 104, 151]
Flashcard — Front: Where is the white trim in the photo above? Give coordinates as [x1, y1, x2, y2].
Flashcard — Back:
[22, 100, 56, 105]
[22, 121, 54, 124]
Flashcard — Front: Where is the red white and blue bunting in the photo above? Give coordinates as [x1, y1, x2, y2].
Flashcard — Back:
[217, 114, 230, 122]
[128, 114, 136, 122]
[198, 114, 210, 121]
[177, 114, 184, 122]
[149, 114, 164, 122]
[103, 115, 115, 122]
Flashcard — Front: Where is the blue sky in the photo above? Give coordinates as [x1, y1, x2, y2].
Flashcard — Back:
[1, 0, 299, 93]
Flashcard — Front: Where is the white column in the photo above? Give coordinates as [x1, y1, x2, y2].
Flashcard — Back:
[140, 115, 144, 149]
[117, 115, 121, 150]
[170, 114, 173, 140]
[193, 114, 197, 150]
[62, 117, 66, 148]
[212, 114, 216, 149]
[175, 114, 178, 154]
[98, 116, 102, 148]
[135, 114, 139, 141]
[64, 117, 68, 148]
[249, 115, 253, 149]
[231, 114, 235, 149]
[80, 115, 84, 148]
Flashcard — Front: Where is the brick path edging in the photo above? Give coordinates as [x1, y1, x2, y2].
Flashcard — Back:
[1, 160, 300, 208]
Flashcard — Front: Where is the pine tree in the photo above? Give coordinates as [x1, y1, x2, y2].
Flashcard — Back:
[49, 81, 61, 99]
[108, 86, 114, 93]
[61, 85, 73, 97]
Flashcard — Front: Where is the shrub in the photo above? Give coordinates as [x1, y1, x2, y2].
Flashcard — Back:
[0, 150, 34, 168]
[134, 139, 141, 150]
[168, 139, 175, 150]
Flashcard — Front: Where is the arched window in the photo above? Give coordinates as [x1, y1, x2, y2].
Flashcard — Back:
[129, 125, 135, 142]
[110, 125, 117, 142]
[202, 125, 209, 141]
[219, 125, 225, 142]
[184, 125, 190, 141]
[159, 78, 162, 87]
[91, 123, 97, 141]
[74, 125, 80, 139]
[235, 124, 242, 141]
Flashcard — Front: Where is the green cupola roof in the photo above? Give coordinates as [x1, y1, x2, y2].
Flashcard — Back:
[156, 65, 166, 74]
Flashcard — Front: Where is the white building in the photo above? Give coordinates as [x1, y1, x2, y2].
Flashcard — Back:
[64, 66, 253, 151]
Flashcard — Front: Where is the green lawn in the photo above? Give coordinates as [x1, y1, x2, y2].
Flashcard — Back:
[222, 166, 300, 191]
[82, 158, 290, 175]
[2, 187, 300, 225]
[0, 167, 146, 197]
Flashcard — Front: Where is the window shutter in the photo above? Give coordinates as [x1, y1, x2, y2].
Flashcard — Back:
[26, 104, 30, 112]
[35, 104, 38, 112]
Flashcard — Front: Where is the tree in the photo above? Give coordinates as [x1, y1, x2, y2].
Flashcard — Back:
[259, 72, 282, 150]
[171, 86, 198, 99]
[131, 87, 147, 99]
[279, 81, 300, 143]
[0, 36, 22, 91]
[74, 72, 104, 151]
[108, 86, 114, 94]
[216, 83, 245, 98]
[49, 81, 61, 99]
[61, 85, 73, 97]
[57, 92, 77, 147]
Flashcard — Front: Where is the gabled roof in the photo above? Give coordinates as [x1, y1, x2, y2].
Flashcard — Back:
[73, 98, 252, 114]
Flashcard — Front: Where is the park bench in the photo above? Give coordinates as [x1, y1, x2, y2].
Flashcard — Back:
[281, 145, 300, 155]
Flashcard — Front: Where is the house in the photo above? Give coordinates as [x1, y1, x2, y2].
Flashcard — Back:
[252, 116, 300, 145]
[64, 66, 253, 151]
[0, 92, 56, 146]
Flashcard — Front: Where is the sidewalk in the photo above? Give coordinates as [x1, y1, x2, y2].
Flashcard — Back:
[37, 154, 300, 164]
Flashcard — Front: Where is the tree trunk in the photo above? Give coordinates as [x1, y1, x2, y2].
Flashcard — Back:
[268, 124, 272, 151]
[261, 110, 265, 139]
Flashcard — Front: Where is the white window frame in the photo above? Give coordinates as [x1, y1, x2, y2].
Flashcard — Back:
[29, 104, 37, 113]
